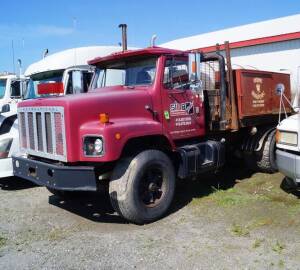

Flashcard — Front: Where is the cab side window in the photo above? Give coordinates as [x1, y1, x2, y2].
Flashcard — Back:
[82, 71, 93, 92]
[11, 81, 21, 97]
[163, 58, 189, 90]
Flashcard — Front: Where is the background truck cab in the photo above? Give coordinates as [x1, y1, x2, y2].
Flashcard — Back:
[0, 72, 27, 178]
[24, 46, 127, 98]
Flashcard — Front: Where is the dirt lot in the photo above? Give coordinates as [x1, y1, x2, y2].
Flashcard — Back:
[0, 164, 299, 270]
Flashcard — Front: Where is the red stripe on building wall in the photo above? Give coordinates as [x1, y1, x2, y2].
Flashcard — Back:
[193, 31, 300, 53]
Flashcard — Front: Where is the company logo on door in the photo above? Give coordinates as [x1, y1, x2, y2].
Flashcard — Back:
[170, 102, 194, 116]
[251, 77, 265, 108]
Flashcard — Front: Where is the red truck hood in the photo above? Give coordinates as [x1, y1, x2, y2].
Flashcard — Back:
[19, 86, 153, 162]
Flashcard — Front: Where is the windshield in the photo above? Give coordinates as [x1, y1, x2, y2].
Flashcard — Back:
[24, 70, 64, 99]
[92, 57, 157, 89]
[0, 79, 7, 99]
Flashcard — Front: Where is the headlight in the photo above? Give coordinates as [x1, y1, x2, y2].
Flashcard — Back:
[0, 138, 13, 158]
[83, 137, 104, 156]
[276, 130, 298, 146]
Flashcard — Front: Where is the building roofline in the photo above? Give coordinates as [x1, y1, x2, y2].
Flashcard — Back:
[193, 31, 300, 53]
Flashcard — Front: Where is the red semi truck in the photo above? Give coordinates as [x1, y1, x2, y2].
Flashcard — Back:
[13, 45, 291, 224]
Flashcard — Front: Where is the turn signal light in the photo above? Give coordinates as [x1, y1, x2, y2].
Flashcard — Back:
[99, 113, 109, 124]
[275, 130, 281, 144]
[192, 61, 196, 73]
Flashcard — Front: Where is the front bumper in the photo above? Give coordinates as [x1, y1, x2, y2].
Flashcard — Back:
[0, 157, 14, 178]
[12, 155, 97, 191]
[276, 149, 300, 184]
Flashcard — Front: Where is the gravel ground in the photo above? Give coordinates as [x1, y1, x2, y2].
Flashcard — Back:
[0, 164, 299, 270]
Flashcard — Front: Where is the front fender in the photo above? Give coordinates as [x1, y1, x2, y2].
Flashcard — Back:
[78, 118, 167, 162]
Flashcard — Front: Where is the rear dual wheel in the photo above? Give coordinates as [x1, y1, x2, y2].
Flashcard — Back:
[109, 150, 176, 224]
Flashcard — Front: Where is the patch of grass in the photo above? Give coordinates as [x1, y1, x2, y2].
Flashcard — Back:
[143, 237, 156, 250]
[278, 259, 285, 268]
[48, 228, 67, 241]
[272, 240, 285, 254]
[250, 218, 273, 229]
[231, 223, 250, 237]
[252, 239, 263, 248]
[287, 204, 300, 215]
[0, 235, 7, 249]
[210, 188, 259, 207]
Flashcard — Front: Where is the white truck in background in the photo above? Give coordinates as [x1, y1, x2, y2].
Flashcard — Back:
[1, 46, 126, 178]
[0, 73, 27, 177]
[276, 110, 300, 191]
[24, 46, 125, 98]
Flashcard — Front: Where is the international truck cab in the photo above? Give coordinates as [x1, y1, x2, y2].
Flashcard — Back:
[13, 46, 291, 224]
[25, 66, 94, 98]
[0, 46, 126, 179]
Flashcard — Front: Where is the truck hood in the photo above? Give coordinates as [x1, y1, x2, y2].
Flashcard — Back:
[277, 113, 300, 152]
[18, 86, 153, 162]
[277, 113, 300, 133]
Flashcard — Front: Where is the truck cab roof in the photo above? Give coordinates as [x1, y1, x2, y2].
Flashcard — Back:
[88, 46, 186, 67]
[25, 46, 135, 77]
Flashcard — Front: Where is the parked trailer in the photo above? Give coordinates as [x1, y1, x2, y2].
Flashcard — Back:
[161, 14, 300, 108]
[13, 45, 291, 224]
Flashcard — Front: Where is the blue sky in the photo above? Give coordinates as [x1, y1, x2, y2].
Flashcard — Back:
[1, 0, 300, 72]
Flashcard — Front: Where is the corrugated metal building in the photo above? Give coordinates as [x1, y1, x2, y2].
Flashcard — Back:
[161, 14, 300, 107]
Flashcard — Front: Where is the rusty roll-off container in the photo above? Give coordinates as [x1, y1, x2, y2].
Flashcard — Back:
[232, 69, 291, 127]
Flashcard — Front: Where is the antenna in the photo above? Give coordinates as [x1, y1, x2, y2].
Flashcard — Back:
[11, 40, 15, 73]
[73, 17, 77, 30]
[43, 49, 49, 59]
[17, 59, 22, 77]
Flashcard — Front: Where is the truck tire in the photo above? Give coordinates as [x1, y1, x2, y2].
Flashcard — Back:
[255, 130, 278, 173]
[109, 150, 176, 224]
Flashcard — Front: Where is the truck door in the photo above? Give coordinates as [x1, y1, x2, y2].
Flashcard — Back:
[161, 56, 205, 140]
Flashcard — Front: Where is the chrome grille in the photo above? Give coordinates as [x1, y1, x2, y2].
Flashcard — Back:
[18, 106, 67, 162]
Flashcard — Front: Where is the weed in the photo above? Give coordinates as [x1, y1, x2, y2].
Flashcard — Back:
[272, 241, 285, 254]
[252, 239, 263, 248]
[48, 228, 67, 241]
[231, 224, 250, 237]
[0, 235, 7, 249]
[251, 218, 273, 229]
[278, 259, 285, 268]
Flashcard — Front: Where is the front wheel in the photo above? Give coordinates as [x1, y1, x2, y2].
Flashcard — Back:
[109, 150, 176, 224]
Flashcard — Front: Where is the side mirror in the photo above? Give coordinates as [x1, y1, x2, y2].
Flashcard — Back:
[188, 52, 203, 94]
[188, 52, 202, 82]
[275, 83, 285, 96]
[1, 104, 10, 113]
